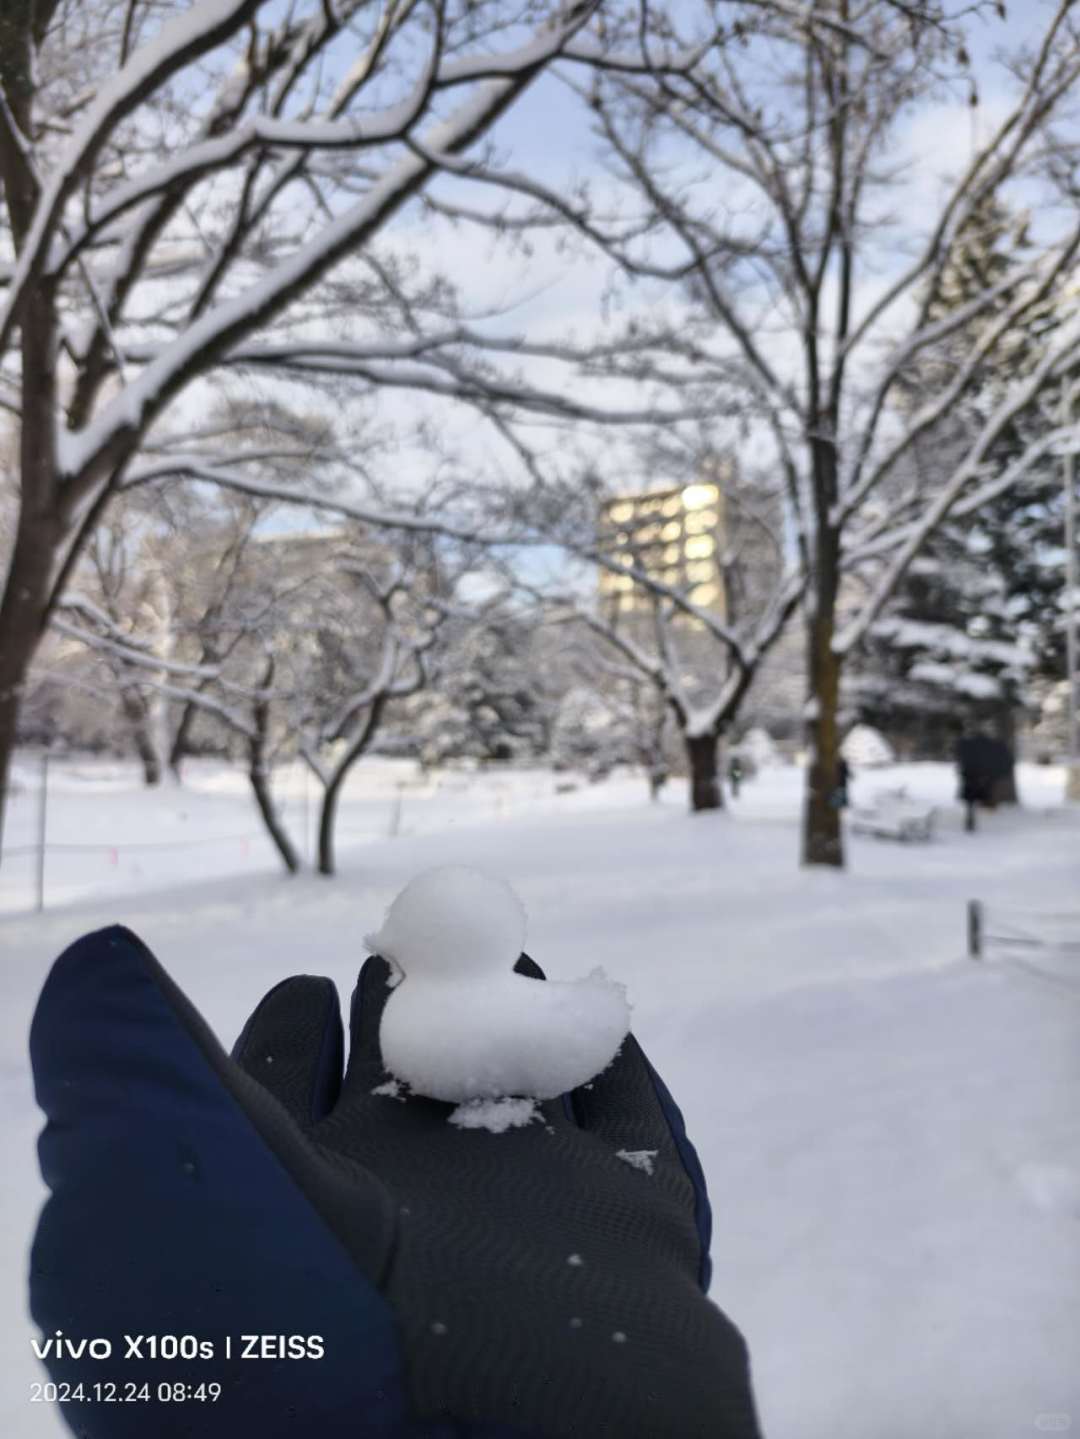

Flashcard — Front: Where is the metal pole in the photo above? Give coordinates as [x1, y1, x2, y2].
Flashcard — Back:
[1064, 377, 1079, 787]
[36, 752, 48, 914]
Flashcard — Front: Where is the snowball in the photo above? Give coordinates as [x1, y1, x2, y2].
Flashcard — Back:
[370, 865, 631, 1107]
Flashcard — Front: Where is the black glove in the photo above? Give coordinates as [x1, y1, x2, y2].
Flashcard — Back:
[30, 925, 763, 1438]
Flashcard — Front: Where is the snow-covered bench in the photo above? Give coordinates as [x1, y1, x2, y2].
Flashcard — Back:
[850, 787, 936, 842]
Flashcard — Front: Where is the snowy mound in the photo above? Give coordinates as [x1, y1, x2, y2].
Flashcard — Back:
[741, 727, 781, 768]
[367, 865, 631, 1109]
[841, 724, 895, 767]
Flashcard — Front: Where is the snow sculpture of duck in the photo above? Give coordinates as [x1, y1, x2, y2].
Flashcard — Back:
[365, 865, 630, 1104]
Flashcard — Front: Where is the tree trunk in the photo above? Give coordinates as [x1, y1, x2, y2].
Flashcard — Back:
[316, 694, 388, 875]
[684, 731, 724, 812]
[116, 684, 163, 785]
[0, 575, 47, 862]
[992, 706, 1019, 805]
[247, 656, 298, 873]
[168, 698, 198, 778]
[248, 757, 300, 873]
[0, 276, 62, 868]
[802, 437, 845, 867]
[802, 624, 844, 866]
[317, 770, 345, 877]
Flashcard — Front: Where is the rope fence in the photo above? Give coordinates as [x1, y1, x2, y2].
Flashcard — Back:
[967, 898, 1080, 994]
[1, 757, 525, 914]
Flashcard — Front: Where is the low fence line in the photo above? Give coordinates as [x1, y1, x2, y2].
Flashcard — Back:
[3, 836, 260, 856]
[1, 759, 530, 914]
[967, 897, 1080, 994]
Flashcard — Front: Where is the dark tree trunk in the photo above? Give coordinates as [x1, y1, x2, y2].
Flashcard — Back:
[684, 731, 724, 812]
[991, 707, 1019, 805]
[317, 694, 388, 876]
[248, 759, 300, 874]
[802, 436, 845, 868]
[248, 658, 299, 873]
[0, 572, 48, 862]
[317, 769, 345, 877]
[117, 684, 162, 785]
[802, 615, 844, 865]
[169, 698, 198, 778]
[0, 274, 62, 868]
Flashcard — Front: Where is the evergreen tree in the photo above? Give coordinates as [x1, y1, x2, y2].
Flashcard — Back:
[851, 198, 1077, 773]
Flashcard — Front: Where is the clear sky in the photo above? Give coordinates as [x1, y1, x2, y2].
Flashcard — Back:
[224, 0, 1075, 578]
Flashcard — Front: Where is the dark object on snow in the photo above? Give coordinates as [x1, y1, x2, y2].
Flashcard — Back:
[830, 757, 851, 810]
[649, 761, 669, 801]
[29, 928, 763, 1439]
[727, 755, 744, 798]
[956, 732, 1014, 831]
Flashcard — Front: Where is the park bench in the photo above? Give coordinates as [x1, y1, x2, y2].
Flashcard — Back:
[850, 787, 936, 842]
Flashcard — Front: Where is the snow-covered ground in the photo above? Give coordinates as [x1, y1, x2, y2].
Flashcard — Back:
[1, 753, 1078, 1438]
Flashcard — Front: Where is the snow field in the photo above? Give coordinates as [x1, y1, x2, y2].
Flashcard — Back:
[0, 754, 1077, 1438]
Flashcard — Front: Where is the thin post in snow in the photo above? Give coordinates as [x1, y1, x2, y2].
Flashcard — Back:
[302, 761, 311, 866]
[36, 752, 49, 914]
[388, 780, 405, 838]
[1064, 376, 1080, 797]
[967, 899, 983, 960]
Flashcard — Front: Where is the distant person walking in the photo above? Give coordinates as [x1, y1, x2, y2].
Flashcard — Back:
[727, 754, 744, 799]
[956, 729, 994, 832]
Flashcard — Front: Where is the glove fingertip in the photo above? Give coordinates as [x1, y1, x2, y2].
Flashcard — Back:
[234, 976, 343, 1125]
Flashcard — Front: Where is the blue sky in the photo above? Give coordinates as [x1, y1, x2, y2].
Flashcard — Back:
[231, 0, 1075, 578]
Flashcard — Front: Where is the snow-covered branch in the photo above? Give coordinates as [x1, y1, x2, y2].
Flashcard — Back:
[52, 5, 598, 501]
[0, 0, 263, 361]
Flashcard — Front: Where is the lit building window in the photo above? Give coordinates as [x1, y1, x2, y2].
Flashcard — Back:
[685, 510, 717, 533]
[682, 483, 719, 510]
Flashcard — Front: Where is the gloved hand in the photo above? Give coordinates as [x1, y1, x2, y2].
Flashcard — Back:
[30, 925, 763, 1438]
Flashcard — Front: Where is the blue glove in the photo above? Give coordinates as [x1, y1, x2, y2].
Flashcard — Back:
[29, 925, 762, 1437]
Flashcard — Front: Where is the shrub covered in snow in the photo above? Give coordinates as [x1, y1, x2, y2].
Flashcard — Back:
[841, 725, 896, 767]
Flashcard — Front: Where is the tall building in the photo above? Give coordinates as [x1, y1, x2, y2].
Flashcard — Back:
[597, 467, 730, 626]
[594, 461, 810, 745]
